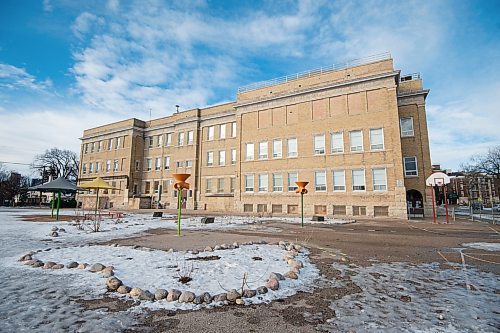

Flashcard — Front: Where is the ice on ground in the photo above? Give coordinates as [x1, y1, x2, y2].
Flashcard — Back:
[462, 242, 500, 252]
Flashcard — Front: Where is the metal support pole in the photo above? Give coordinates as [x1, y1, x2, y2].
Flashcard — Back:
[95, 189, 99, 219]
[430, 185, 436, 223]
[443, 185, 449, 224]
[301, 192, 304, 228]
[56, 191, 61, 221]
[51, 192, 55, 217]
[177, 188, 182, 236]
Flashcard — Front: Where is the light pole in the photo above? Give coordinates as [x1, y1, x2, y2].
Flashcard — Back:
[295, 181, 309, 228]
[172, 173, 190, 236]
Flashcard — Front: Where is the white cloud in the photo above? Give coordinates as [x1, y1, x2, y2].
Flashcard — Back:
[43, 0, 53, 12]
[71, 12, 105, 40]
[0, 63, 52, 92]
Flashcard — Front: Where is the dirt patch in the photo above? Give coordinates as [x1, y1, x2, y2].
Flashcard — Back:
[77, 296, 138, 312]
[186, 255, 220, 261]
[17, 214, 75, 222]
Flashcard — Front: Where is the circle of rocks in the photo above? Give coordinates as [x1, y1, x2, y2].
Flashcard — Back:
[17, 240, 306, 308]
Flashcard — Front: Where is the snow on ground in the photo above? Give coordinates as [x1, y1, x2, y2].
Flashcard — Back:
[462, 242, 500, 252]
[320, 262, 500, 333]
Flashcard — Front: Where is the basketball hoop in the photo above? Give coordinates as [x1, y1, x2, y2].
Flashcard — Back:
[425, 172, 451, 224]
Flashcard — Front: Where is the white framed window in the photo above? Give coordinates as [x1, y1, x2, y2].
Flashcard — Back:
[115, 137, 121, 149]
[272, 173, 283, 192]
[166, 133, 172, 146]
[315, 171, 327, 192]
[106, 160, 111, 172]
[148, 136, 153, 148]
[219, 151, 226, 166]
[176, 161, 183, 168]
[187, 131, 194, 145]
[98, 141, 102, 152]
[314, 134, 325, 155]
[155, 157, 161, 170]
[95, 162, 100, 173]
[84, 143, 89, 154]
[186, 160, 192, 168]
[352, 169, 366, 191]
[231, 149, 237, 165]
[89, 163, 93, 173]
[146, 158, 152, 171]
[91, 142, 95, 153]
[272, 139, 282, 158]
[372, 168, 387, 191]
[206, 179, 213, 193]
[331, 132, 344, 153]
[258, 141, 268, 160]
[287, 172, 298, 192]
[400, 117, 414, 137]
[287, 138, 298, 157]
[178, 132, 184, 146]
[217, 178, 224, 193]
[404, 156, 418, 176]
[245, 174, 254, 192]
[113, 160, 119, 172]
[333, 170, 346, 191]
[207, 151, 214, 166]
[231, 122, 237, 137]
[230, 177, 236, 193]
[349, 130, 363, 152]
[83, 163, 87, 174]
[157, 135, 163, 147]
[219, 124, 226, 139]
[164, 156, 170, 170]
[207, 126, 214, 140]
[107, 139, 112, 151]
[245, 143, 254, 161]
[258, 174, 268, 192]
[369, 128, 384, 150]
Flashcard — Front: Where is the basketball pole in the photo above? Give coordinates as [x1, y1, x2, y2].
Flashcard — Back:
[430, 185, 436, 224]
[443, 184, 449, 224]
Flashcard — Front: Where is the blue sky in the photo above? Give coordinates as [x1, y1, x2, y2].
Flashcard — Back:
[0, 0, 499, 176]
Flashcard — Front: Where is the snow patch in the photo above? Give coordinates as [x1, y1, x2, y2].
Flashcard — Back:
[462, 242, 500, 252]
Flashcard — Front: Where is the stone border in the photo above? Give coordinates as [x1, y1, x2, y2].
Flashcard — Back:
[18, 241, 307, 308]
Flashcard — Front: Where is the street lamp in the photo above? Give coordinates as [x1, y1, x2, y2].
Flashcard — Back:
[172, 173, 190, 236]
[295, 181, 308, 227]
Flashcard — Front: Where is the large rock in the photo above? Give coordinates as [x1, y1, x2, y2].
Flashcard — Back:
[117, 285, 131, 294]
[102, 270, 114, 278]
[32, 261, 44, 268]
[226, 289, 240, 303]
[23, 259, 37, 266]
[78, 263, 89, 270]
[242, 289, 257, 298]
[89, 263, 106, 272]
[193, 295, 203, 304]
[43, 261, 56, 269]
[265, 278, 279, 291]
[204, 246, 213, 252]
[269, 272, 285, 281]
[284, 271, 298, 279]
[106, 277, 122, 291]
[102, 266, 114, 273]
[288, 259, 304, 269]
[179, 291, 196, 303]
[18, 254, 32, 261]
[52, 264, 64, 269]
[66, 261, 78, 269]
[50, 231, 59, 237]
[166, 289, 181, 302]
[213, 293, 227, 302]
[58, 228, 66, 233]
[130, 287, 143, 297]
[139, 290, 155, 301]
[256, 286, 268, 294]
[51, 226, 59, 232]
[154, 289, 168, 300]
[201, 217, 214, 224]
[201, 292, 212, 304]
[235, 299, 245, 305]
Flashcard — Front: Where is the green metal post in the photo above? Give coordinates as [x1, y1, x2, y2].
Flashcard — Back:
[95, 189, 99, 219]
[301, 192, 304, 228]
[177, 188, 182, 236]
[56, 191, 61, 221]
[51, 192, 55, 217]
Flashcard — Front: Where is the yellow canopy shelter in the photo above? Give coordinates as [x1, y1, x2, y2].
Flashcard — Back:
[79, 177, 117, 217]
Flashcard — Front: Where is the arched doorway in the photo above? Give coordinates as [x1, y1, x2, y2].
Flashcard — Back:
[406, 189, 424, 217]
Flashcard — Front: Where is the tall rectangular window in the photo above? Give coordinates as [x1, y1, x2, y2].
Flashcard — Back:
[83, 163, 87, 174]
[287, 172, 298, 191]
[287, 138, 298, 157]
[84, 143, 89, 154]
[178, 132, 184, 146]
[315, 171, 327, 192]
[186, 160, 192, 168]
[372, 168, 387, 191]
[107, 139, 112, 150]
[164, 156, 170, 170]
[106, 160, 111, 172]
[273, 139, 282, 158]
[258, 141, 268, 159]
[187, 131, 194, 144]
[231, 122, 237, 137]
[91, 142, 95, 152]
[331, 132, 344, 153]
[176, 161, 182, 168]
[207, 151, 214, 166]
[145, 181, 151, 194]
[258, 174, 268, 192]
[166, 133, 172, 146]
[207, 126, 214, 140]
[135, 160, 140, 171]
[333, 170, 346, 191]
[95, 162, 100, 173]
[231, 149, 237, 165]
[98, 141, 102, 152]
[148, 136, 153, 148]
[369, 128, 384, 150]
[400, 117, 414, 137]
[349, 130, 363, 152]
[219, 124, 226, 139]
[89, 162, 93, 173]
[314, 134, 325, 155]
[205, 179, 213, 193]
[219, 151, 226, 166]
[230, 177, 236, 193]
[146, 158, 152, 171]
[245, 174, 254, 192]
[157, 135, 163, 147]
[115, 137, 121, 149]
[245, 143, 254, 160]
[155, 157, 161, 170]
[113, 160, 119, 172]
[217, 178, 224, 193]
[404, 156, 418, 176]
[352, 169, 366, 191]
[272, 173, 283, 192]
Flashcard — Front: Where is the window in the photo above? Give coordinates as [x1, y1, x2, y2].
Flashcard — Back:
[145, 182, 151, 194]
[98, 141, 102, 152]
[370, 128, 384, 150]
[219, 124, 226, 139]
[372, 168, 387, 191]
[187, 131, 194, 145]
[245, 174, 254, 192]
[91, 142, 95, 153]
[404, 156, 418, 176]
[219, 151, 226, 166]
[95, 162, 100, 173]
[178, 132, 184, 146]
[230, 177, 236, 193]
[155, 157, 161, 170]
[106, 160, 111, 172]
[273, 139, 282, 158]
[272, 173, 283, 192]
[400, 117, 414, 137]
[245, 143, 254, 160]
[258, 141, 268, 159]
[146, 158, 152, 171]
[206, 179, 213, 193]
[333, 170, 346, 191]
[176, 161, 183, 168]
[231, 122, 237, 137]
[331, 132, 344, 153]
[231, 149, 237, 165]
[115, 137, 121, 149]
[287, 138, 298, 157]
[315, 171, 327, 192]
[287, 172, 298, 191]
[84, 143, 89, 154]
[207, 126, 214, 140]
[135, 160, 140, 171]
[352, 169, 366, 191]
[147, 136, 153, 148]
[157, 135, 163, 147]
[314, 134, 325, 155]
[186, 160, 192, 168]
[349, 130, 363, 152]
[258, 174, 268, 192]
[164, 156, 170, 170]
[166, 133, 172, 146]
[207, 151, 214, 166]
[89, 163, 93, 173]
[113, 160, 119, 172]
[244, 204, 253, 212]
[217, 178, 224, 193]
[107, 139, 112, 151]
[83, 163, 87, 174]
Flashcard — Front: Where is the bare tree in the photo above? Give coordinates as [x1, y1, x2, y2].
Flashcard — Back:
[32, 148, 79, 180]
[470, 146, 500, 179]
